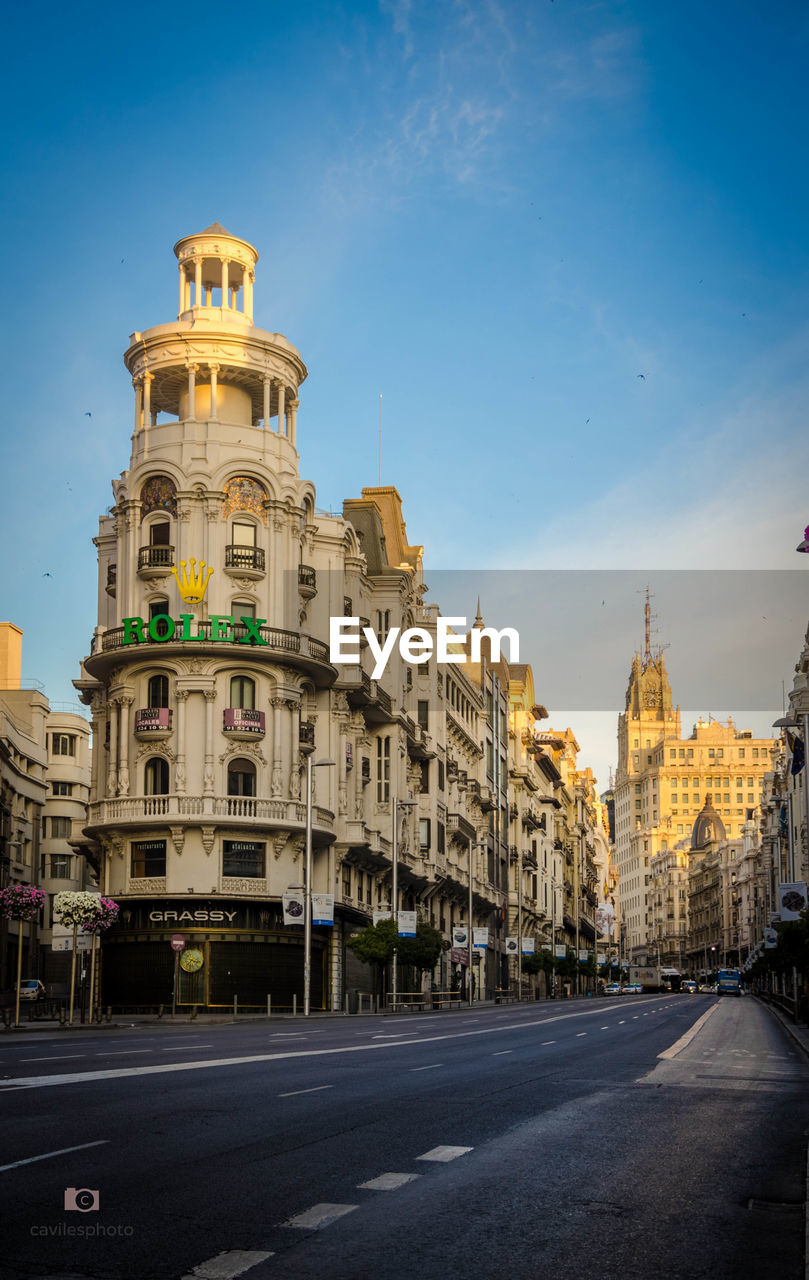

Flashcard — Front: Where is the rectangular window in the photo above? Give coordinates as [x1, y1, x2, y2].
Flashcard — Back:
[50, 854, 71, 879]
[438, 759, 445, 791]
[343, 868, 352, 897]
[51, 781, 73, 796]
[50, 817, 72, 839]
[753, 748, 759, 758]
[670, 749, 676, 759]
[420, 760, 430, 794]
[232, 521, 256, 546]
[131, 839, 166, 878]
[419, 818, 431, 850]
[738, 748, 745, 759]
[51, 734, 76, 757]
[376, 736, 390, 803]
[417, 700, 429, 729]
[222, 840, 265, 878]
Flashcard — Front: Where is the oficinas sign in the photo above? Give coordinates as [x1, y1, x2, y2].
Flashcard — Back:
[122, 615, 269, 645]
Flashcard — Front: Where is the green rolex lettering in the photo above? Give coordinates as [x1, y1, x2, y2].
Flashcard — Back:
[179, 614, 204, 641]
[122, 617, 146, 645]
[238, 616, 268, 645]
[148, 614, 176, 642]
[210, 615, 234, 641]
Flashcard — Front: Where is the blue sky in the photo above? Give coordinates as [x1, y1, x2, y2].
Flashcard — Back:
[1, 0, 807, 783]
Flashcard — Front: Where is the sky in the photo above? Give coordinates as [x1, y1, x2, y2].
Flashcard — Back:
[1, 0, 808, 787]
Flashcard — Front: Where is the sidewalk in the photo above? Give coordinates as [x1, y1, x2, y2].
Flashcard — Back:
[757, 995, 809, 1061]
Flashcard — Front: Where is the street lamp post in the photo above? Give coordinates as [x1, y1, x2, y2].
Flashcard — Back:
[304, 756, 335, 1017]
[391, 796, 416, 1013]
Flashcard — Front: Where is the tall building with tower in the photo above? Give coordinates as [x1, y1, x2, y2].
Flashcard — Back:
[73, 224, 512, 1011]
[615, 593, 775, 959]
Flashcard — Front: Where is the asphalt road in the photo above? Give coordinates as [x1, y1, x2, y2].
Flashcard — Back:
[1, 995, 807, 1280]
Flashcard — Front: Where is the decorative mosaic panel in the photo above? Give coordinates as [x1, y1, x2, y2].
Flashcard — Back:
[223, 476, 268, 524]
[141, 475, 177, 517]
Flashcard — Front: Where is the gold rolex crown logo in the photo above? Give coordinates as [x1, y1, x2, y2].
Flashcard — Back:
[171, 558, 214, 603]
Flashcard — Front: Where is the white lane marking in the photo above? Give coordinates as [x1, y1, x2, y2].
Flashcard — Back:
[658, 1005, 719, 1060]
[285, 1203, 358, 1229]
[278, 1085, 333, 1097]
[542, 1040, 556, 1045]
[269, 1034, 306, 1039]
[576, 1033, 587, 1037]
[371, 1033, 421, 1040]
[0, 1005, 648, 1091]
[182, 1249, 273, 1279]
[359, 1172, 419, 1191]
[0, 1139, 109, 1173]
[600, 1027, 609, 1030]
[618, 1021, 626, 1025]
[462, 1019, 480, 1023]
[411, 1064, 442, 1071]
[633, 1016, 639, 1020]
[21, 1055, 85, 1062]
[417, 1146, 472, 1162]
[493, 1050, 512, 1056]
[95, 1049, 154, 1056]
[161, 1045, 214, 1051]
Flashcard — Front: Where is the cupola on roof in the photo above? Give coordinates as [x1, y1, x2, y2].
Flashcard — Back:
[173, 223, 259, 326]
[690, 794, 726, 850]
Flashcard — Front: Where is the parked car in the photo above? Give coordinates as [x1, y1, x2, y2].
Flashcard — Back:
[621, 983, 642, 993]
[18, 979, 46, 1002]
[604, 983, 622, 996]
[682, 980, 698, 994]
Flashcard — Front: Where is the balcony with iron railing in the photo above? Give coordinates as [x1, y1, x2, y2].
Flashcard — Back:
[298, 564, 317, 597]
[224, 544, 265, 578]
[137, 545, 174, 577]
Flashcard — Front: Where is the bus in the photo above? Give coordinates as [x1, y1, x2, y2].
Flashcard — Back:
[717, 968, 742, 997]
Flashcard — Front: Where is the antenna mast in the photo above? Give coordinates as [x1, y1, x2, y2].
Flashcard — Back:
[378, 394, 382, 486]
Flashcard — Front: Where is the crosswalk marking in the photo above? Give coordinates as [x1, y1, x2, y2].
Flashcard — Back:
[181, 1250, 273, 1279]
[359, 1172, 420, 1191]
[417, 1145, 472, 1162]
[285, 1203, 358, 1230]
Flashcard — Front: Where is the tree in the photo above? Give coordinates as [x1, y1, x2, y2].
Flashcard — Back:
[347, 918, 444, 975]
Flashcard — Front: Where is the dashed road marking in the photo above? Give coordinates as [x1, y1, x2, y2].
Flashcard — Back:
[600, 1027, 609, 1030]
[411, 1064, 442, 1071]
[359, 1172, 420, 1191]
[417, 1145, 473, 1163]
[285, 1203, 358, 1229]
[0, 1139, 109, 1173]
[576, 1033, 587, 1037]
[493, 1050, 512, 1056]
[161, 1045, 213, 1051]
[96, 1049, 154, 1056]
[21, 1055, 85, 1062]
[618, 1021, 626, 1025]
[542, 1040, 556, 1045]
[278, 1085, 333, 1097]
[182, 1250, 274, 1278]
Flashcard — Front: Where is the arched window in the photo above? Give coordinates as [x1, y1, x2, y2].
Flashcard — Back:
[233, 599, 256, 621]
[230, 675, 255, 710]
[227, 758, 256, 797]
[144, 757, 169, 795]
[147, 674, 169, 708]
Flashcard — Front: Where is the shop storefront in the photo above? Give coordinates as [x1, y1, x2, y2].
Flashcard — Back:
[101, 899, 328, 1011]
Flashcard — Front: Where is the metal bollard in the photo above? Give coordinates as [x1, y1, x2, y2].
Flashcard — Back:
[105, 1005, 112, 1023]
[59, 1007, 67, 1027]
[190, 1005, 198, 1021]
[292, 994, 297, 1017]
[266, 995, 271, 1019]
[233, 996, 238, 1018]
[157, 1004, 164, 1019]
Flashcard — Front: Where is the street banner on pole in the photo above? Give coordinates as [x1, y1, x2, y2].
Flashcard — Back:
[398, 910, 417, 937]
[554, 944, 567, 959]
[578, 949, 589, 962]
[373, 909, 392, 925]
[52, 926, 91, 953]
[764, 927, 778, 949]
[282, 892, 305, 925]
[506, 936, 518, 955]
[473, 928, 489, 950]
[312, 894, 334, 926]
[522, 937, 535, 955]
[779, 883, 808, 920]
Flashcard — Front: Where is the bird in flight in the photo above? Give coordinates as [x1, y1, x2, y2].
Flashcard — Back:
[636, 374, 645, 380]
[84, 411, 92, 417]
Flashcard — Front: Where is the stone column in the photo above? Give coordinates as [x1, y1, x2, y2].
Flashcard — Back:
[263, 376, 271, 428]
[289, 398, 299, 447]
[142, 372, 152, 427]
[209, 363, 219, 420]
[186, 364, 197, 422]
[178, 266, 186, 316]
[107, 700, 119, 796]
[118, 695, 133, 797]
[288, 697, 301, 799]
[241, 265, 249, 315]
[277, 382, 285, 436]
[221, 259, 229, 309]
[271, 697, 285, 797]
[175, 690, 188, 794]
[203, 689, 216, 796]
[194, 257, 203, 308]
[133, 378, 143, 434]
[246, 270, 253, 319]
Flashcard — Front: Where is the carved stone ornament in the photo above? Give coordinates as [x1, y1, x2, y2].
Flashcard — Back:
[220, 878, 268, 895]
[169, 825, 185, 856]
[218, 742, 267, 767]
[270, 834, 288, 861]
[127, 877, 166, 894]
[201, 826, 216, 856]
